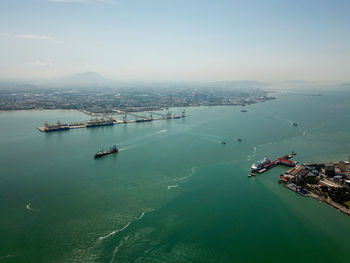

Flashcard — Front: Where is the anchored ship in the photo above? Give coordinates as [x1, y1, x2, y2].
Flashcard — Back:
[40, 121, 70, 132]
[135, 119, 152, 123]
[86, 117, 114, 128]
[251, 157, 271, 171]
[94, 145, 118, 158]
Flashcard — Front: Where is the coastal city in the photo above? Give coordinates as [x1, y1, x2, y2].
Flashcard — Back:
[0, 84, 274, 114]
[2, 0, 350, 262]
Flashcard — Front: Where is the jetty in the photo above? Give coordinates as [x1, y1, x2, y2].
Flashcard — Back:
[248, 152, 297, 177]
[37, 110, 186, 132]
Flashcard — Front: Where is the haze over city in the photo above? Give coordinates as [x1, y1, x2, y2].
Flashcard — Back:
[3, 1, 350, 263]
[1, 0, 349, 81]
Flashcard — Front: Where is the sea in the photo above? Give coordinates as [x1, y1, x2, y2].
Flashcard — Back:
[1, 89, 350, 262]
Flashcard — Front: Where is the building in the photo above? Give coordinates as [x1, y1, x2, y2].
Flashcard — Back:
[338, 161, 350, 172]
[325, 164, 335, 177]
[344, 180, 350, 188]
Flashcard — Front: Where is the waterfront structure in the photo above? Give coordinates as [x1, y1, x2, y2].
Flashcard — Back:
[325, 164, 335, 176]
[280, 158, 350, 216]
[338, 161, 350, 172]
[37, 110, 185, 132]
[249, 153, 296, 177]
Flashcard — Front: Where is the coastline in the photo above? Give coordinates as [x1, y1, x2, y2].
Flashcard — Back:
[280, 162, 350, 217]
[281, 182, 350, 216]
[0, 97, 275, 115]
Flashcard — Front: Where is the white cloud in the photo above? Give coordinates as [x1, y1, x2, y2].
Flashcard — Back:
[29, 57, 54, 67]
[17, 34, 53, 40]
[1, 33, 11, 38]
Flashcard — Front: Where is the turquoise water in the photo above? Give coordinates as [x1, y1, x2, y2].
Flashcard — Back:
[1, 91, 350, 262]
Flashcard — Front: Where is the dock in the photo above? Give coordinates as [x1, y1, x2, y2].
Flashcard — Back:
[37, 110, 186, 132]
[248, 152, 296, 177]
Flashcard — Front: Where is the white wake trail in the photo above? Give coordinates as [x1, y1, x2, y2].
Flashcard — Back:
[154, 129, 167, 135]
[98, 222, 131, 241]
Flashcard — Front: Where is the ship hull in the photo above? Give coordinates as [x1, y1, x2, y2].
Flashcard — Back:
[86, 122, 114, 128]
[94, 149, 118, 158]
[44, 127, 70, 132]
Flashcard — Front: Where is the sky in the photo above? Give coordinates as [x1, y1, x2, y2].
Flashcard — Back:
[0, 0, 349, 81]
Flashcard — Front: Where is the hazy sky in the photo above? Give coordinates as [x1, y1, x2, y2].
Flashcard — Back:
[0, 0, 349, 81]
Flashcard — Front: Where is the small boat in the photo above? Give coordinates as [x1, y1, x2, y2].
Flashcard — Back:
[241, 109, 247, 112]
[237, 139, 242, 142]
[220, 141, 226, 144]
[292, 122, 298, 127]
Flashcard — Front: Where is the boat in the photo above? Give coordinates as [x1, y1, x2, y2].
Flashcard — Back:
[237, 139, 242, 142]
[220, 141, 226, 144]
[43, 126, 70, 132]
[94, 145, 118, 158]
[241, 109, 247, 112]
[292, 122, 298, 127]
[86, 121, 114, 127]
[136, 119, 152, 123]
[251, 157, 271, 172]
[41, 121, 70, 132]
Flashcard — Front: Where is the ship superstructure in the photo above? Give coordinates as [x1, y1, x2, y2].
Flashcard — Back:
[251, 157, 271, 171]
[86, 117, 114, 128]
[41, 121, 70, 132]
[94, 145, 118, 158]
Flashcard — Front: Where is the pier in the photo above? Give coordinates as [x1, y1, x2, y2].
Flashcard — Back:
[248, 153, 296, 177]
[37, 110, 186, 132]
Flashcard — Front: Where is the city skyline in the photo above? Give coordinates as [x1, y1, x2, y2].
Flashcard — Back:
[1, 0, 350, 81]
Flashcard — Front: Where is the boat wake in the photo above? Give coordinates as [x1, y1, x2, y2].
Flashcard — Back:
[109, 236, 130, 263]
[26, 203, 39, 212]
[0, 254, 16, 260]
[97, 208, 155, 243]
[173, 166, 197, 184]
[247, 147, 257, 161]
[154, 129, 167, 135]
[98, 222, 131, 241]
[118, 147, 132, 152]
[135, 209, 155, 220]
[267, 114, 295, 126]
[167, 184, 179, 190]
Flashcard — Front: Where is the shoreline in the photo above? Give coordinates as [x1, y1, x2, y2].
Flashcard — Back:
[280, 163, 350, 217]
[0, 98, 275, 115]
[281, 182, 350, 216]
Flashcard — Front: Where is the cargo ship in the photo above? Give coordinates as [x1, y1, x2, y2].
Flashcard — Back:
[136, 119, 153, 123]
[94, 145, 118, 158]
[86, 117, 114, 128]
[251, 157, 271, 171]
[43, 126, 70, 132]
[39, 121, 70, 132]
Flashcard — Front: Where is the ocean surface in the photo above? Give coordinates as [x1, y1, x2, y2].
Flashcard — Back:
[1, 90, 350, 262]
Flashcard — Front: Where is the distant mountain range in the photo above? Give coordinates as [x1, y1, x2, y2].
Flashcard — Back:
[47, 72, 113, 87]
